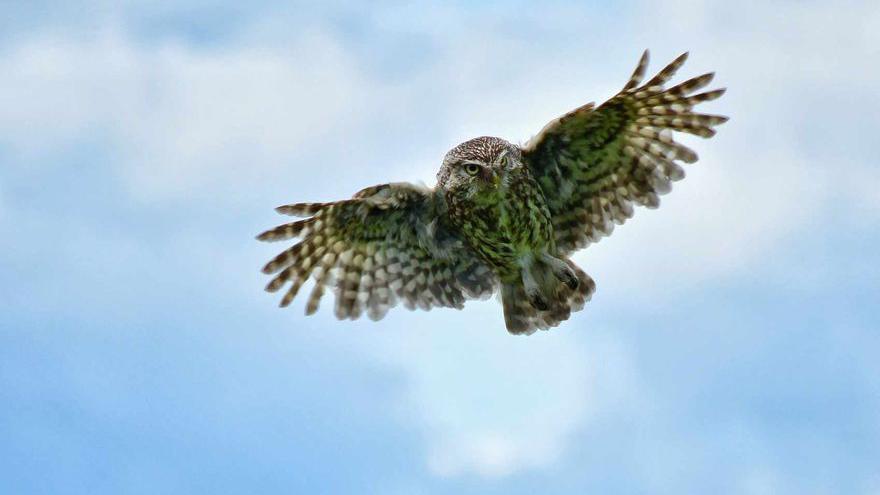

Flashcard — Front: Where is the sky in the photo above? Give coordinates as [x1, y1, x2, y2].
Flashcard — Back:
[1, 0, 879, 493]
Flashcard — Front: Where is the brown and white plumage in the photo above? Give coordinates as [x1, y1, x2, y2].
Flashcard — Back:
[258, 50, 727, 334]
[258, 183, 495, 321]
[523, 50, 727, 253]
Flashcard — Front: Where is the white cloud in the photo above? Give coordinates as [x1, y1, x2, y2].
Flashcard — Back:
[0, 26, 375, 200]
[578, 143, 829, 304]
[360, 308, 642, 478]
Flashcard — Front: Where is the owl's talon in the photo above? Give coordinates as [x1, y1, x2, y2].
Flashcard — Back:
[561, 268, 579, 290]
[527, 290, 549, 311]
[541, 253, 579, 290]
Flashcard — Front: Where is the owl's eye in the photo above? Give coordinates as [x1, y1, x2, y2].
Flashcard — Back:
[464, 163, 481, 176]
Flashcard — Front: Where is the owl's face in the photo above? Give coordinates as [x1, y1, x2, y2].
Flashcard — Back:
[437, 136, 524, 200]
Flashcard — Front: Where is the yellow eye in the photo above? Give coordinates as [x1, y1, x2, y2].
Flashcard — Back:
[464, 163, 481, 176]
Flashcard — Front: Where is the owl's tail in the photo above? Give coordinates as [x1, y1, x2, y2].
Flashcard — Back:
[501, 256, 595, 335]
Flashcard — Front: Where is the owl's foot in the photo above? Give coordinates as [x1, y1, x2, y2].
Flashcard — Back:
[526, 288, 549, 311]
[540, 253, 579, 290]
[521, 257, 550, 311]
[558, 266, 579, 290]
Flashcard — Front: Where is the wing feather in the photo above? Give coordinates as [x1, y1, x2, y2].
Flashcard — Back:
[258, 183, 496, 320]
[523, 50, 727, 253]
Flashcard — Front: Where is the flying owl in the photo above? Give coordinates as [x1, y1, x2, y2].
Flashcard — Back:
[257, 50, 727, 334]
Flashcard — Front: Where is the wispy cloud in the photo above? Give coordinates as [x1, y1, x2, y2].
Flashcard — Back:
[364, 322, 640, 478]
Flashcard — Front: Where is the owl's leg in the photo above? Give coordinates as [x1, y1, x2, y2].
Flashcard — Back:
[540, 253, 579, 290]
[520, 257, 549, 311]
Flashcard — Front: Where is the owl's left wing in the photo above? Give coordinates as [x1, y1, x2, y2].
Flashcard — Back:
[522, 50, 727, 254]
[257, 182, 496, 321]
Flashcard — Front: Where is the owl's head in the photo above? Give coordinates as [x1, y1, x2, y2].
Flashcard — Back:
[437, 136, 523, 197]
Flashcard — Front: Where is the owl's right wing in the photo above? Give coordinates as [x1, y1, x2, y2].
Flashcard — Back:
[522, 50, 727, 254]
[257, 182, 496, 321]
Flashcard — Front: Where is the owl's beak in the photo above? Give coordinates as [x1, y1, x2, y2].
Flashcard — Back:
[491, 170, 502, 188]
[479, 167, 498, 187]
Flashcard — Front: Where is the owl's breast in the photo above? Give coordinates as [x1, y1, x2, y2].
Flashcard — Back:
[447, 176, 554, 272]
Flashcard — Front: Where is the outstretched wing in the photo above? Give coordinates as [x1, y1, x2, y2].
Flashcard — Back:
[522, 50, 727, 254]
[257, 182, 496, 321]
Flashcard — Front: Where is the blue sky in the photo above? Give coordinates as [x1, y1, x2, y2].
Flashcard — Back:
[1, 1, 879, 493]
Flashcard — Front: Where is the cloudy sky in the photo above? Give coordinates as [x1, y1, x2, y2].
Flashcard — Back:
[2, 1, 879, 493]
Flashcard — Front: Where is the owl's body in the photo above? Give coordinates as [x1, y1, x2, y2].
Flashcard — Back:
[442, 138, 554, 273]
[258, 51, 728, 334]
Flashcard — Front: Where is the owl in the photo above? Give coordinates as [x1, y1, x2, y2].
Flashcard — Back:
[257, 50, 727, 334]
